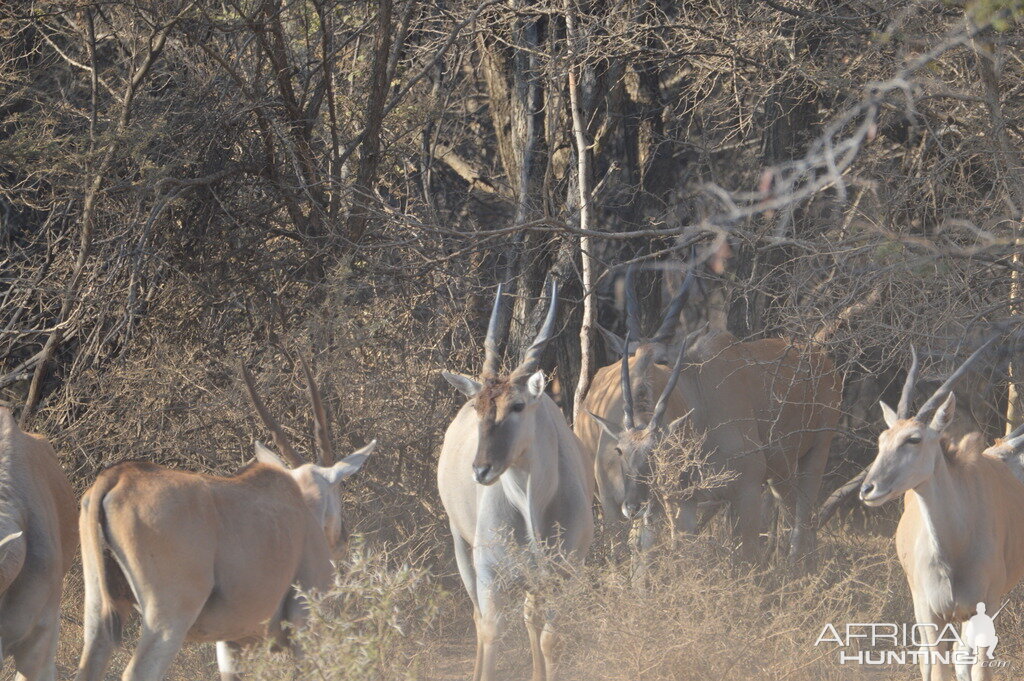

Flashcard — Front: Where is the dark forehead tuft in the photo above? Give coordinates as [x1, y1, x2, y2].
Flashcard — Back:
[475, 378, 511, 414]
[627, 429, 651, 444]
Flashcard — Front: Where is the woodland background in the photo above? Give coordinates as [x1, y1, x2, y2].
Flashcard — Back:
[4, 1, 1024, 678]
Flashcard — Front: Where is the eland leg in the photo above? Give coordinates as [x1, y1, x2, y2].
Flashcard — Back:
[539, 601, 562, 681]
[449, 528, 487, 681]
[911, 598, 952, 681]
[121, 591, 205, 681]
[970, 648, 992, 681]
[524, 592, 546, 681]
[729, 483, 765, 564]
[121, 621, 191, 681]
[790, 442, 829, 570]
[76, 575, 131, 681]
[12, 613, 59, 681]
[474, 560, 505, 681]
[216, 641, 244, 681]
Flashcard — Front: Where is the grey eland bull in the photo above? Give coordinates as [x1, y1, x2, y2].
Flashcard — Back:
[0, 407, 77, 681]
[438, 279, 595, 681]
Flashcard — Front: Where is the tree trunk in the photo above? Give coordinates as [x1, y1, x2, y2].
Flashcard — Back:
[567, 5, 595, 427]
[346, 0, 395, 247]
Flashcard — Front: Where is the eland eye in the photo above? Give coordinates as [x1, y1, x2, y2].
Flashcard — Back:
[905, 434, 922, 445]
[510, 403, 525, 413]
[614, 447, 623, 457]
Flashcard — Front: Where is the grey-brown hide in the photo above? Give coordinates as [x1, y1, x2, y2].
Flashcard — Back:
[0, 407, 77, 681]
[438, 279, 595, 681]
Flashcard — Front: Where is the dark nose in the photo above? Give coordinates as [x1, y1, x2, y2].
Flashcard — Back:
[860, 482, 875, 498]
[473, 464, 492, 484]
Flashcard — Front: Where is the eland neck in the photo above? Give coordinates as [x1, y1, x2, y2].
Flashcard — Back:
[500, 398, 560, 542]
[909, 448, 970, 565]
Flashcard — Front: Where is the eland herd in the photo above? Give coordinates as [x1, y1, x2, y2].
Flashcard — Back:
[1, 267, 1021, 681]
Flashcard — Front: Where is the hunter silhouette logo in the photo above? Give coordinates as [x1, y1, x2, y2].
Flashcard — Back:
[964, 602, 1001, 660]
[815, 600, 1010, 668]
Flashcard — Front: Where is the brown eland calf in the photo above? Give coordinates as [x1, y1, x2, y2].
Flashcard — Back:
[439, 279, 595, 681]
[74, 358, 375, 681]
[0, 407, 77, 681]
[861, 339, 1024, 681]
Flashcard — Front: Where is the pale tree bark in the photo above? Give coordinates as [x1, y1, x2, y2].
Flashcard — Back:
[567, 4, 595, 427]
[346, 0, 395, 247]
[978, 39, 1024, 434]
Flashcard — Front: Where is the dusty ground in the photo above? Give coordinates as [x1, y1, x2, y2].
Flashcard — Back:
[12, 514, 1023, 681]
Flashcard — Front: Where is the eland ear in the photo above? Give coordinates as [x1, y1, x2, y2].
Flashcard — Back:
[880, 401, 898, 429]
[322, 439, 377, 485]
[442, 371, 482, 398]
[983, 441, 1014, 462]
[526, 370, 546, 398]
[254, 441, 289, 469]
[929, 392, 956, 432]
[666, 408, 695, 434]
[597, 325, 627, 356]
[587, 410, 622, 439]
[597, 325, 642, 357]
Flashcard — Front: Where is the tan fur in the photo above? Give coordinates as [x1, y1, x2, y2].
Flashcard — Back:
[474, 378, 512, 416]
[577, 331, 841, 562]
[865, 417, 1024, 680]
[75, 443, 373, 681]
[0, 407, 78, 681]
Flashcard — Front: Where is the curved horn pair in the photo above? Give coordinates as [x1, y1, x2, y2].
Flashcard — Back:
[897, 335, 998, 421]
[242, 355, 339, 468]
[481, 283, 506, 379]
[618, 329, 688, 432]
[483, 279, 559, 381]
[651, 266, 696, 346]
[512, 278, 559, 381]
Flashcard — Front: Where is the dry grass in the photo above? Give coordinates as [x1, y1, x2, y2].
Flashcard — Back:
[31, 514, 1024, 681]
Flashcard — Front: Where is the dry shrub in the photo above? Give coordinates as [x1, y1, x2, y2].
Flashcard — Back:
[473, 529, 908, 681]
[244, 544, 453, 681]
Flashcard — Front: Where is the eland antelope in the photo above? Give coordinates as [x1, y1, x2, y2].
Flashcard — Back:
[439, 279, 595, 681]
[579, 268, 840, 563]
[0, 407, 77, 681]
[982, 421, 1024, 483]
[576, 268, 699, 523]
[860, 339, 1024, 681]
[693, 329, 842, 563]
[583, 323, 767, 560]
[584, 332, 701, 552]
[74, 357, 375, 681]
